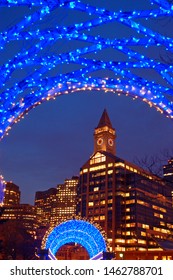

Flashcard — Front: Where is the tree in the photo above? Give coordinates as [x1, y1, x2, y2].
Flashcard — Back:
[133, 149, 173, 177]
[0, 220, 36, 260]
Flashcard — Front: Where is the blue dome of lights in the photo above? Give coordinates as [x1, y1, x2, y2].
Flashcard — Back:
[0, 176, 5, 205]
[43, 219, 107, 259]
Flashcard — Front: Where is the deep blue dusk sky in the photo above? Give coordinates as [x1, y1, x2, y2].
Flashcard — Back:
[1, 92, 173, 204]
[0, 0, 173, 204]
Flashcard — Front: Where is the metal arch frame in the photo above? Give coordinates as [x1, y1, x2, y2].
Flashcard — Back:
[41, 219, 107, 259]
[0, 0, 173, 139]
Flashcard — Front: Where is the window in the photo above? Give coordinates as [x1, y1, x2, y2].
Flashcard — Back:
[88, 202, 94, 207]
[90, 153, 106, 164]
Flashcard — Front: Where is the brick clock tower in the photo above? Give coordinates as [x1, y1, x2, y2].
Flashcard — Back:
[94, 109, 116, 155]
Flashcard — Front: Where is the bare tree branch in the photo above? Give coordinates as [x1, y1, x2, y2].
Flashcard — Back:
[133, 149, 173, 177]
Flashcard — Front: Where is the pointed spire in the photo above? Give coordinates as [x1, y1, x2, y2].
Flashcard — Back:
[96, 109, 113, 129]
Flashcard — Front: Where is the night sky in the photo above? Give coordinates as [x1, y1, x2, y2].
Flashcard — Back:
[0, 0, 173, 204]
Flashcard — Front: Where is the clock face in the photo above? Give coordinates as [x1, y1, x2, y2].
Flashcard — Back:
[108, 138, 114, 146]
[97, 138, 103, 145]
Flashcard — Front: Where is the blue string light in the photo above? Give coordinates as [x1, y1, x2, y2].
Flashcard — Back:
[0, 176, 5, 205]
[43, 219, 107, 259]
[0, 0, 173, 139]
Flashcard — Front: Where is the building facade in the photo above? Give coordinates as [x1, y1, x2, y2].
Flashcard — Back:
[77, 110, 173, 254]
[51, 176, 78, 225]
[3, 181, 20, 206]
[0, 204, 37, 237]
[163, 157, 173, 184]
[35, 187, 58, 226]
[35, 176, 78, 227]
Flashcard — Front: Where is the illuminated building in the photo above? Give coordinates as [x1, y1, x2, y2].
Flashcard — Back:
[35, 176, 78, 227]
[3, 181, 20, 206]
[0, 181, 37, 238]
[0, 204, 37, 237]
[163, 157, 173, 206]
[163, 158, 173, 184]
[51, 176, 78, 225]
[77, 110, 173, 253]
[35, 188, 58, 226]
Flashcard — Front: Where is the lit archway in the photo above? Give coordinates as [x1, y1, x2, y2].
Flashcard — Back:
[1, 0, 173, 140]
[41, 219, 108, 259]
[0, 175, 5, 205]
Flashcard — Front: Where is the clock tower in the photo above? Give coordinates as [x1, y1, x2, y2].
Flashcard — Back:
[94, 109, 116, 155]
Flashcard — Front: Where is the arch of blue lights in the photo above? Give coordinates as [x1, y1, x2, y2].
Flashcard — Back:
[0, 176, 5, 205]
[42, 219, 107, 259]
[0, 0, 173, 139]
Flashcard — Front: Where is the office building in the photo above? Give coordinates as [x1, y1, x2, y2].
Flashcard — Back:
[0, 204, 37, 237]
[35, 187, 57, 226]
[163, 157, 173, 184]
[51, 176, 78, 225]
[77, 110, 173, 254]
[35, 176, 78, 227]
[163, 157, 173, 206]
[3, 181, 20, 206]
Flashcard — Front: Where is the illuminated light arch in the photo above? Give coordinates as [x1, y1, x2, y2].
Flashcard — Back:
[41, 219, 108, 259]
[0, 175, 5, 205]
[1, 0, 173, 140]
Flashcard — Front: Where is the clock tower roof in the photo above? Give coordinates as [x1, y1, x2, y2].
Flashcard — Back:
[96, 109, 113, 129]
[94, 109, 116, 155]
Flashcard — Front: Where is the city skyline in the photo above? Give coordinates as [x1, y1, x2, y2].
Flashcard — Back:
[1, 97, 173, 205]
[1, 107, 173, 260]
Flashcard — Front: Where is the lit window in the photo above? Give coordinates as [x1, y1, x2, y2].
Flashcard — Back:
[90, 153, 106, 165]
[100, 216, 105, 220]
[154, 213, 163, 219]
[115, 162, 125, 168]
[88, 202, 94, 206]
[83, 169, 88, 173]
[152, 205, 166, 213]
[142, 224, 149, 229]
[137, 200, 149, 207]
[125, 199, 135, 204]
[100, 200, 105, 205]
[138, 240, 146, 244]
[115, 239, 125, 243]
[90, 165, 106, 172]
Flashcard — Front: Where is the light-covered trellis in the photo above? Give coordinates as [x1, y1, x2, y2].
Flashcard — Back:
[0, 0, 173, 139]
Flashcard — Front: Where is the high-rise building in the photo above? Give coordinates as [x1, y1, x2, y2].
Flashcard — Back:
[3, 181, 20, 206]
[51, 176, 78, 225]
[35, 188, 58, 226]
[163, 157, 173, 205]
[77, 110, 173, 254]
[35, 176, 78, 227]
[163, 157, 173, 184]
